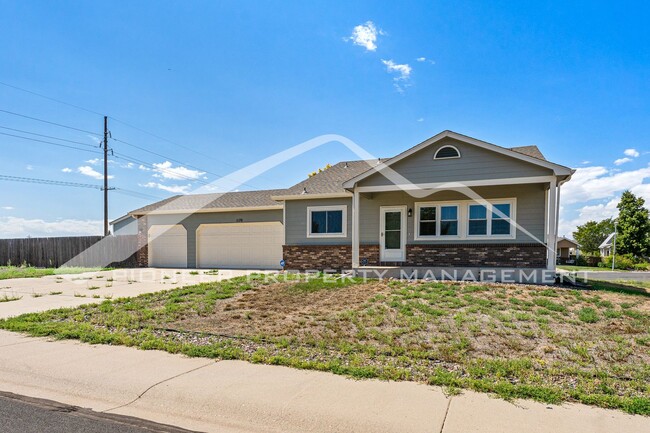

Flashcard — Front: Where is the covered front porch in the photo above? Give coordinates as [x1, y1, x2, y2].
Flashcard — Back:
[349, 175, 563, 273]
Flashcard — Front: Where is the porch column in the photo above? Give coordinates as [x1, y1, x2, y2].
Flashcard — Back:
[352, 188, 360, 268]
[546, 177, 557, 271]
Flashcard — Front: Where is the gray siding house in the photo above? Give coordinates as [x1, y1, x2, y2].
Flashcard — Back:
[127, 131, 574, 282]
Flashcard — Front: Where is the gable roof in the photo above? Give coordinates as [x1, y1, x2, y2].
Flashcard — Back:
[556, 236, 579, 247]
[342, 130, 573, 189]
[599, 232, 616, 249]
[130, 189, 286, 215]
[127, 130, 573, 213]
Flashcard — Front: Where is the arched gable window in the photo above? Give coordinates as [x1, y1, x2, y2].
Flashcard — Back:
[434, 145, 461, 159]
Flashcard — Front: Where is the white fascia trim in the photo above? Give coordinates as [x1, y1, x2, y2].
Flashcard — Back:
[271, 193, 353, 201]
[131, 205, 283, 217]
[342, 130, 574, 188]
[306, 205, 348, 238]
[355, 176, 555, 193]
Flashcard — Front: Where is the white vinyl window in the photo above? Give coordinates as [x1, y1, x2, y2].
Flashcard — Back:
[307, 205, 347, 238]
[415, 203, 460, 239]
[415, 199, 516, 240]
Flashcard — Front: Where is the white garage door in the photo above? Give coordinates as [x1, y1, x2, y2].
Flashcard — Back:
[148, 225, 188, 268]
[197, 222, 283, 269]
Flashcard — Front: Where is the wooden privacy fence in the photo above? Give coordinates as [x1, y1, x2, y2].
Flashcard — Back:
[0, 235, 139, 268]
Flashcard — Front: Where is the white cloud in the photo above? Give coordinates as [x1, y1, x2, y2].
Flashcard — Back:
[580, 160, 591, 165]
[348, 21, 383, 51]
[152, 161, 204, 181]
[417, 118, 424, 122]
[86, 158, 100, 165]
[562, 164, 650, 204]
[559, 162, 650, 235]
[614, 157, 632, 165]
[624, 148, 640, 158]
[78, 166, 113, 180]
[381, 59, 412, 92]
[0, 217, 102, 238]
[416, 57, 426, 62]
[1, 206, 14, 210]
[138, 164, 151, 171]
[140, 182, 190, 194]
[26, 165, 33, 171]
[61, 168, 72, 173]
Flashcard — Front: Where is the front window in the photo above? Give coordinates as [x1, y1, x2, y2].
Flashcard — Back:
[418, 206, 436, 236]
[491, 203, 511, 235]
[468, 205, 487, 235]
[415, 200, 515, 240]
[307, 206, 346, 237]
[440, 205, 458, 236]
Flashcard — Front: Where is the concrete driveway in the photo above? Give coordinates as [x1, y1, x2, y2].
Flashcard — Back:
[0, 268, 270, 319]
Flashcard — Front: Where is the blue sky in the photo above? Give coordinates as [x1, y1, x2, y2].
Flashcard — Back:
[0, 1, 648, 237]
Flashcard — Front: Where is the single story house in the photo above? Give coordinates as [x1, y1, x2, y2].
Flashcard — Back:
[599, 232, 616, 257]
[556, 237, 580, 264]
[127, 131, 574, 282]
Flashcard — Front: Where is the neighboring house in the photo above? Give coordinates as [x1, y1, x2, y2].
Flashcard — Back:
[127, 130, 574, 282]
[556, 237, 579, 264]
[599, 232, 616, 257]
[110, 214, 138, 236]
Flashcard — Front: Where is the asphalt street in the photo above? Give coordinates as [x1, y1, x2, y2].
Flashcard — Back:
[0, 391, 200, 433]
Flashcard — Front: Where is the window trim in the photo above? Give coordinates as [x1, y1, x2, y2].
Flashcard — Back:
[414, 199, 516, 241]
[433, 145, 461, 160]
[414, 202, 461, 240]
[306, 205, 347, 238]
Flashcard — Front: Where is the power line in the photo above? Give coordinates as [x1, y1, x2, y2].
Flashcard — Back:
[0, 125, 100, 148]
[113, 188, 166, 201]
[110, 137, 262, 190]
[0, 131, 103, 154]
[0, 109, 102, 136]
[0, 81, 105, 117]
[0, 174, 101, 189]
[0, 175, 168, 201]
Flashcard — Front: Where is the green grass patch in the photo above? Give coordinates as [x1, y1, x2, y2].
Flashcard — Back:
[1, 276, 648, 416]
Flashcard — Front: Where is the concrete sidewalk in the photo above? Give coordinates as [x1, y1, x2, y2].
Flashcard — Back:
[0, 331, 647, 433]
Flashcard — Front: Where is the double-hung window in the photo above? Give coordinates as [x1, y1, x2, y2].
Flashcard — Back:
[416, 200, 515, 240]
[440, 205, 458, 236]
[468, 204, 488, 235]
[491, 203, 512, 235]
[466, 201, 513, 238]
[416, 204, 459, 238]
[307, 206, 346, 237]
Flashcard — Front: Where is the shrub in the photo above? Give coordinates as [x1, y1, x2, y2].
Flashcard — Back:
[632, 262, 650, 271]
[602, 254, 636, 270]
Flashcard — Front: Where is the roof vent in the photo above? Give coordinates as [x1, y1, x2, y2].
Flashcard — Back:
[344, 162, 348, 168]
[302, 187, 307, 195]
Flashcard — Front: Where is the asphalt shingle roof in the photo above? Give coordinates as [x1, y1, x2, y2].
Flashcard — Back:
[130, 189, 287, 214]
[510, 145, 546, 160]
[283, 160, 384, 196]
[129, 135, 555, 214]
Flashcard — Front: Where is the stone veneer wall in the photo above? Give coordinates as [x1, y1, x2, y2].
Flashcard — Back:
[282, 245, 379, 271]
[136, 215, 148, 267]
[282, 243, 546, 270]
[406, 244, 546, 268]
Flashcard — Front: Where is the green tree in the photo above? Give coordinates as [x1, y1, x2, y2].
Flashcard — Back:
[573, 218, 615, 255]
[616, 190, 650, 257]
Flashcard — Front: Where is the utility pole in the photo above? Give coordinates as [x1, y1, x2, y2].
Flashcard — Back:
[103, 116, 109, 236]
[612, 221, 618, 271]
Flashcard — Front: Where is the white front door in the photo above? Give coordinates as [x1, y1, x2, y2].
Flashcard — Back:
[380, 206, 406, 262]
